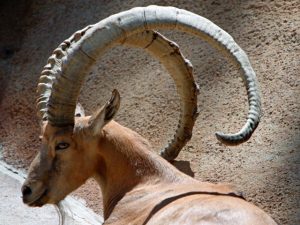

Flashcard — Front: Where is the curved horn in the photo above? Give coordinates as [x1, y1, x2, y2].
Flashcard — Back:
[37, 5, 261, 160]
[124, 31, 198, 160]
[38, 29, 198, 161]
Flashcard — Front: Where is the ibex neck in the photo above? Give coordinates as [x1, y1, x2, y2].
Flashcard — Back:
[93, 121, 190, 219]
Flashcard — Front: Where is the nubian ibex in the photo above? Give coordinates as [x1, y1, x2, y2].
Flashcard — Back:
[22, 6, 277, 225]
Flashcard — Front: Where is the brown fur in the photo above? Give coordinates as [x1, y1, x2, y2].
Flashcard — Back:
[22, 96, 277, 224]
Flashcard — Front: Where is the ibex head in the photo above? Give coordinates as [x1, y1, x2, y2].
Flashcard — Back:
[22, 6, 261, 208]
[22, 90, 120, 206]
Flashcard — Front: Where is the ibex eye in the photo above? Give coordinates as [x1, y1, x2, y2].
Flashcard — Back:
[55, 142, 70, 151]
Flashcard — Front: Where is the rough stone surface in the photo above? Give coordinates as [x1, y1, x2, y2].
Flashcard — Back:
[0, 1, 299, 224]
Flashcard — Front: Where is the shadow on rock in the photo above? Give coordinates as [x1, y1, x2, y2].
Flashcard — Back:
[172, 160, 195, 178]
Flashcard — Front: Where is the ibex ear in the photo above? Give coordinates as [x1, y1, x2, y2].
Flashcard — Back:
[88, 89, 120, 135]
[75, 102, 85, 117]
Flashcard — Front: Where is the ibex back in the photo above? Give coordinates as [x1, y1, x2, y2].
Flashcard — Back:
[22, 6, 277, 225]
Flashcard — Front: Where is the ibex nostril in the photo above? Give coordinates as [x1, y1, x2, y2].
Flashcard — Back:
[22, 185, 32, 197]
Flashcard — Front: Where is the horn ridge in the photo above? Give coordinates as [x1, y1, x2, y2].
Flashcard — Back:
[36, 5, 261, 160]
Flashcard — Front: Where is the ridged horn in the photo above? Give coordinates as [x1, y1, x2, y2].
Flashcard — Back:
[124, 31, 198, 160]
[37, 5, 261, 160]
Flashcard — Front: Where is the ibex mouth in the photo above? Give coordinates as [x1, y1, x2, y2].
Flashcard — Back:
[26, 189, 48, 207]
